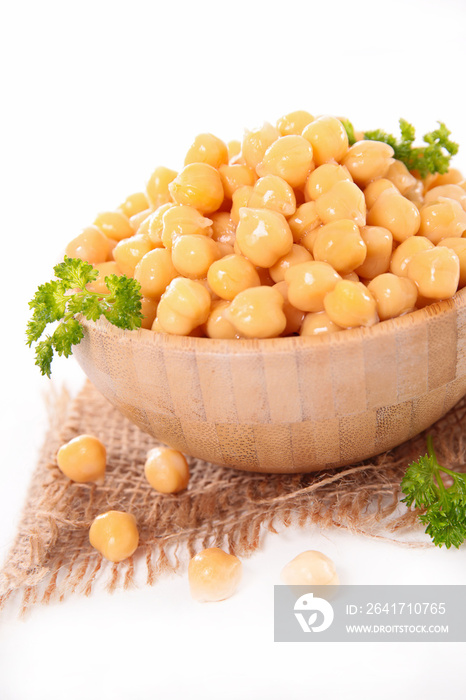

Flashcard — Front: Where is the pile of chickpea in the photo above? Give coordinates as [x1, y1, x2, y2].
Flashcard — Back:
[66, 111, 466, 338]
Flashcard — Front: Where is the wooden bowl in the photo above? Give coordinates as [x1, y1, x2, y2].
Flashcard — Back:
[73, 288, 466, 473]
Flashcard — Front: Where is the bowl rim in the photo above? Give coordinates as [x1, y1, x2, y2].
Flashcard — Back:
[80, 286, 466, 356]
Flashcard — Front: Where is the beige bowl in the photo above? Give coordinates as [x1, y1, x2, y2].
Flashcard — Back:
[73, 288, 466, 473]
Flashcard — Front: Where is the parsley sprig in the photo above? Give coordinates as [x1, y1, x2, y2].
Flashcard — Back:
[341, 118, 458, 178]
[401, 435, 466, 548]
[26, 256, 143, 377]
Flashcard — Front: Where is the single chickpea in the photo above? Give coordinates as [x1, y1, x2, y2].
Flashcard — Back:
[424, 169, 464, 191]
[284, 260, 341, 312]
[342, 140, 394, 186]
[184, 133, 229, 169]
[366, 189, 420, 242]
[280, 551, 339, 586]
[287, 201, 321, 242]
[269, 243, 313, 283]
[112, 234, 153, 277]
[304, 163, 353, 201]
[227, 139, 242, 160]
[248, 175, 297, 217]
[65, 225, 110, 265]
[235, 207, 293, 267]
[438, 238, 466, 287]
[407, 247, 460, 299]
[204, 300, 239, 339]
[302, 116, 349, 165]
[354, 226, 393, 280]
[210, 212, 236, 245]
[228, 286, 286, 338]
[156, 277, 211, 335]
[424, 184, 466, 210]
[161, 205, 213, 250]
[419, 198, 466, 244]
[385, 160, 417, 196]
[89, 511, 139, 563]
[367, 273, 418, 321]
[140, 297, 159, 330]
[144, 446, 190, 494]
[148, 203, 176, 246]
[93, 211, 133, 242]
[134, 248, 178, 299]
[146, 166, 178, 209]
[300, 311, 343, 336]
[389, 236, 434, 277]
[256, 135, 314, 189]
[312, 219, 367, 275]
[129, 209, 152, 235]
[219, 163, 256, 199]
[273, 282, 306, 335]
[118, 191, 150, 219]
[188, 547, 242, 602]
[230, 185, 254, 224]
[86, 261, 122, 295]
[207, 254, 261, 300]
[169, 163, 224, 214]
[324, 280, 378, 328]
[276, 110, 314, 136]
[171, 234, 220, 279]
[363, 178, 398, 209]
[315, 180, 366, 227]
[241, 122, 280, 170]
[57, 434, 106, 483]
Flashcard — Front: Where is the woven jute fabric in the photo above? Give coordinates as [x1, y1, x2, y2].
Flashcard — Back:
[1, 380, 466, 614]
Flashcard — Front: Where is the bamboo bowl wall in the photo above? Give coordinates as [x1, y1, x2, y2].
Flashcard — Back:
[73, 288, 466, 473]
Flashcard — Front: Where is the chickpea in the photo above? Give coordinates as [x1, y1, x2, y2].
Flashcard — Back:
[207, 254, 260, 300]
[146, 166, 178, 209]
[284, 260, 341, 312]
[407, 247, 460, 299]
[118, 191, 150, 219]
[230, 185, 254, 224]
[385, 160, 417, 195]
[148, 203, 175, 246]
[438, 238, 466, 287]
[210, 212, 236, 245]
[144, 446, 190, 494]
[86, 261, 122, 295]
[93, 211, 133, 242]
[129, 209, 152, 235]
[366, 189, 420, 242]
[56, 434, 106, 483]
[157, 277, 211, 335]
[161, 205, 213, 250]
[89, 511, 139, 563]
[227, 139, 241, 160]
[302, 115, 348, 165]
[287, 201, 321, 242]
[313, 219, 367, 275]
[242, 122, 280, 170]
[169, 163, 224, 214]
[281, 550, 339, 586]
[248, 175, 296, 216]
[269, 244, 313, 283]
[315, 180, 366, 227]
[324, 280, 378, 328]
[342, 140, 394, 186]
[405, 180, 424, 209]
[363, 178, 398, 209]
[389, 236, 434, 277]
[184, 133, 229, 169]
[204, 300, 239, 339]
[171, 234, 220, 279]
[304, 163, 353, 201]
[235, 207, 293, 267]
[300, 311, 343, 336]
[134, 248, 178, 299]
[140, 296, 158, 329]
[276, 110, 314, 136]
[219, 163, 256, 199]
[256, 135, 314, 189]
[273, 282, 306, 335]
[419, 198, 466, 244]
[424, 168, 464, 191]
[367, 273, 418, 320]
[354, 226, 393, 280]
[228, 286, 286, 338]
[65, 225, 110, 265]
[424, 184, 466, 210]
[112, 234, 153, 277]
[188, 547, 242, 602]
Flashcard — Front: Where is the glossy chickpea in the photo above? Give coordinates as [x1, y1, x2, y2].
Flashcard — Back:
[273, 282, 306, 335]
[269, 243, 313, 283]
[189, 547, 242, 602]
[419, 199, 466, 244]
[161, 205, 213, 249]
[227, 140, 242, 160]
[144, 447, 190, 494]
[89, 511, 139, 563]
[207, 254, 260, 300]
[367, 273, 418, 320]
[57, 434, 106, 483]
[407, 247, 460, 299]
[219, 163, 256, 199]
[118, 191, 150, 219]
[169, 163, 224, 214]
[385, 160, 417, 195]
[324, 280, 378, 328]
[363, 178, 398, 209]
[354, 226, 393, 279]
[300, 311, 343, 336]
[134, 248, 178, 298]
[256, 135, 314, 189]
[184, 133, 229, 169]
[389, 236, 434, 277]
[367, 189, 420, 242]
[86, 261, 122, 295]
[210, 212, 236, 245]
[302, 116, 348, 165]
[284, 261, 341, 312]
[315, 180, 366, 227]
[93, 211, 133, 242]
[171, 234, 220, 279]
[342, 140, 394, 186]
[112, 234, 153, 277]
[312, 219, 367, 275]
[424, 184, 466, 210]
[204, 300, 239, 339]
[287, 201, 321, 242]
[129, 209, 152, 235]
[65, 225, 110, 265]
[424, 169, 464, 191]
[405, 180, 424, 209]
[276, 110, 314, 136]
[156, 277, 211, 335]
[438, 238, 466, 287]
[146, 166, 178, 209]
[230, 185, 254, 224]
[248, 175, 296, 216]
[228, 286, 286, 338]
[140, 297, 159, 329]
[241, 122, 280, 170]
[148, 203, 175, 246]
[304, 163, 353, 201]
[235, 207, 293, 267]
[281, 551, 339, 586]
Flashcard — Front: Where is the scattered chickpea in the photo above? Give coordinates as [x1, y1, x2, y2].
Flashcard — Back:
[144, 447, 190, 494]
[188, 547, 242, 602]
[280, 550, 339, 586]
[57, 434, 106, 483]
[89, 511, 139, 563]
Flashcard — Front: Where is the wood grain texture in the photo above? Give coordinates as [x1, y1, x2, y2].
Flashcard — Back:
[73, 289, 466, 473]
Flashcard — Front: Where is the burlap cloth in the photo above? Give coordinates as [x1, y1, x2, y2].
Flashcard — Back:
[2, 380, 466, 614]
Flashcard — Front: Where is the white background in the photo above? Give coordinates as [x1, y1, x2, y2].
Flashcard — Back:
[1, 1, 465, 698]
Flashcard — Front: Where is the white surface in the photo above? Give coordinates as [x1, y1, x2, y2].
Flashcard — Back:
[1, 1, 465, 698]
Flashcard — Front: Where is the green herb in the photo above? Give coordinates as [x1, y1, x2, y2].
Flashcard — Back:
[341, 118, 458, 178]
[340, 117, 357, 146]
[26, 256, 143, 377]
[401, 435, 466, 548]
